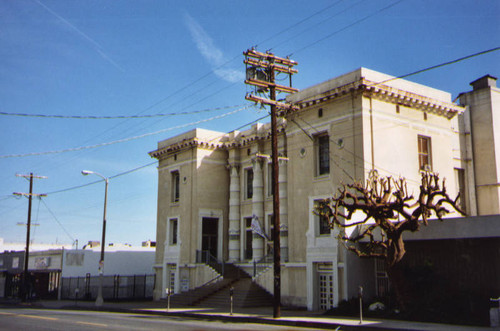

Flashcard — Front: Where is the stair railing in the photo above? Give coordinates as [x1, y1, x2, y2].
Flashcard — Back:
[196, 250, 225, 276]
[253, 252, 273, 277]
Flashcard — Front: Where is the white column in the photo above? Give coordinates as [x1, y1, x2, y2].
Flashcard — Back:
[252, 158, 265, 260]
[228, 164, 241, 262]
[278, 158, 289, 262]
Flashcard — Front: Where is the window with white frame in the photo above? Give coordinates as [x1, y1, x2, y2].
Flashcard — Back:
[315, 133, 330, 176]
[171, 170, 180, 203]
[169, 218, 178, 245]
[245, 168, 254, 199]
[314, 199, 331, 236]
[418, 135, 432, 171]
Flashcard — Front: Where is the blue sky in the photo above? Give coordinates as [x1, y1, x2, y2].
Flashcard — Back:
[0, 0, 499, 247]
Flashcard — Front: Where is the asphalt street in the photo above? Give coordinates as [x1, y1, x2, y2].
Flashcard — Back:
[0, 308, 325, 331]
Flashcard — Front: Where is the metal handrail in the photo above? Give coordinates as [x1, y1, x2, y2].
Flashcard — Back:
[196, 250, 224, 276]
[198, 274, 223, 289]
[253, 252, 273, 277]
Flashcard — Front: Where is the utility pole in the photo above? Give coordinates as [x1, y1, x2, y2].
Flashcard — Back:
[244, 48, 298, 318]
[14, 173, 47, 301]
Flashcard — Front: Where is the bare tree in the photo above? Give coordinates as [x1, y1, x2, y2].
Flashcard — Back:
[316, 170, 464, 307]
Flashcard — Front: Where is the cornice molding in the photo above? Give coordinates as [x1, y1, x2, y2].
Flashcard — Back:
[149, 137, 223, 159]
[289, 78, 464, 119]
[150, 126, 289, 160]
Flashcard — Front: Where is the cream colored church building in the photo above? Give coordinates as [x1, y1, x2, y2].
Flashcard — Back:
[149, 68, 499, 310]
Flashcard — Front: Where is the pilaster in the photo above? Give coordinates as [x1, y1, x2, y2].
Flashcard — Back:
[251, 157, 265, 260]
[278, 157, 289, 262]
[227, 164, 241, 262]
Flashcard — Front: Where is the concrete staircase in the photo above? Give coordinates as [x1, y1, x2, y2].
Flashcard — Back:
[169, 263, 273, 308]
[198, 277, 273, 308]
[169, 277, 233, 306]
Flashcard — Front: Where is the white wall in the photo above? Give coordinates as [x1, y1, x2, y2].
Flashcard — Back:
[62, 249, 155, 277]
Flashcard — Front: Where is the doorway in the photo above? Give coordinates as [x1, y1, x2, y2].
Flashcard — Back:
[317, 263, 334, 310]
[201, 217, 218, 258]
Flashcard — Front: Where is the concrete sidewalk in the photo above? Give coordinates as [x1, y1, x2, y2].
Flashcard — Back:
[1, 299, 496, 331]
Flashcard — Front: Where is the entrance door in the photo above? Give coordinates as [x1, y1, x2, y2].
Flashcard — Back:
[318, 263, 334, 310]
[201, 217, 218, 258]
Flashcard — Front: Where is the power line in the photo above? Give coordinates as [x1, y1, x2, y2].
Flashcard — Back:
[372, 46, 500, 86]
[43, 162, 158, 196]
[0, 105, 254, 159]
[291, 118, 355, 181]
[291, 0, 405, 56]
[84, 0, 404, 153]
[43, 113, 270, 196]
[0, 104, 245, 120]
[122, 81, 240, 141]
[233, 114, 270, 132]
[294, 46, 500, 108]
[256, 0, 346, 48]
[110, 161, 158, 181]
[40, 198, 75, 243]
[272, 0, 367, 51]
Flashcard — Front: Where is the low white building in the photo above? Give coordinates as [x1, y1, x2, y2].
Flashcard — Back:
[62, 245, 155, 278]
[59, 244, 156, 300]
[0, 239, 155, 300]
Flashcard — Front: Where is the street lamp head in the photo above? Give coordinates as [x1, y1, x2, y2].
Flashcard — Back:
[81, 170, 94, 176]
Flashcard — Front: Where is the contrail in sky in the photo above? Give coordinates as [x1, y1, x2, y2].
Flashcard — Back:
[184, 13, 243, 83]
[34, 0, 125, 72]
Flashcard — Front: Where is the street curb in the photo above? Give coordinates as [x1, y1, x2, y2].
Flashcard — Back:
[0, 302, 414, 330]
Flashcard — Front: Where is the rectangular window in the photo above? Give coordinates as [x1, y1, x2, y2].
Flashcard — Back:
[267, 163, 273, 197]
[12, 257, 19, 268]
[171, 171, 180, 203]
[375, 258, 389, 297]
[169, 218, 178, 245]
[65, 252, 84, 266]
[314, 200, 331, 236]
[418, 135, 432, 171]
[245, 217, 253, 260]
[245, 168, 254, 199]
[315, 134, 330, 176]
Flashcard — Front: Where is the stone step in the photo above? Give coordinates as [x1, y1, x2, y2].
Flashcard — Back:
[197, 278, 273, 308]
[168, 263, 272, 308]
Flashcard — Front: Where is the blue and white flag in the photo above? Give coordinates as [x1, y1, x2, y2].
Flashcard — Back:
[251, 214, 269, 240]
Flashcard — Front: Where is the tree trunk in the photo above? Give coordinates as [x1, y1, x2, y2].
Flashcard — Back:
[387, 262, 410, 311]
[387, 232, 406, 266]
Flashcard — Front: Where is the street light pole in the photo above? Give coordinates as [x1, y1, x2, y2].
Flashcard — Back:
[81, 170, 108, 307]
